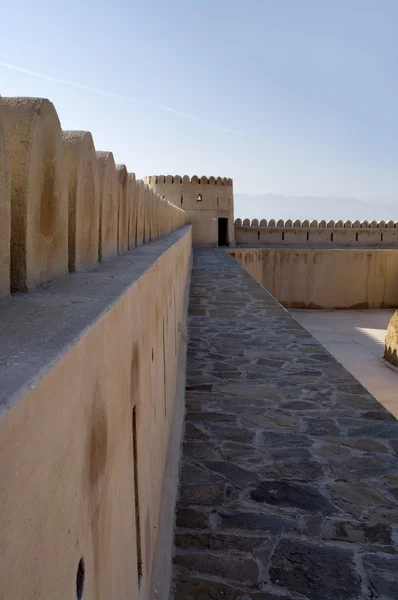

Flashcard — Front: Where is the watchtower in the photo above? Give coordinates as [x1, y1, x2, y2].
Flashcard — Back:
[144, 175, 235, 247]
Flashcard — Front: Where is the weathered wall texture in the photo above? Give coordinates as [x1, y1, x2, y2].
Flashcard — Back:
[230, 248, 398, 309]
[0, 226, 191, 600]
[0, 103, 10, 297]
[385, 310, 398, 366]
[0, 97, 188, 293]
[235, 219, 398, 248]
[145, 175, 235, 247]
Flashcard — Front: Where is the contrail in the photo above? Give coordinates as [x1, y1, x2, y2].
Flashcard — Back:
[0, 62, 246, 137]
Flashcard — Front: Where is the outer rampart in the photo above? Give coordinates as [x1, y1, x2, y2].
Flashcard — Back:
[145, 175, 235, 247]
[235, 218, 398, 247]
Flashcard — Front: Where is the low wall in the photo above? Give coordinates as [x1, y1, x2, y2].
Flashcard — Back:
[0, 226, 191, 600]
[385, 310, 398, 366]
[235, 219, 398, 248]
[229, 248, 398, 309]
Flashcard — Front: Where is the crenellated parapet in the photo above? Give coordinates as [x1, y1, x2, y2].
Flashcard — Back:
[145, 175, 233, 186]
[236, 218, 398, 228]
[0, 97, 188, 297]
[234, 217, 398, 247]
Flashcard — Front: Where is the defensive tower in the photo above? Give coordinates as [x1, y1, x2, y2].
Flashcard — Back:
[145, 175, 235, 246]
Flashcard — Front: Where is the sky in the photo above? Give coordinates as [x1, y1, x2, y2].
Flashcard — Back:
[1, 0, 397, 208]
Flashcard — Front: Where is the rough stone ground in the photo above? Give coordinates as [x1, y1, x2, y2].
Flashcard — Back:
[172, 249, 398, 600]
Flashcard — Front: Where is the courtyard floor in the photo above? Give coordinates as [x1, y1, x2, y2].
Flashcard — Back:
[172, 248, 398, 600]
[291, 309, 398, 419]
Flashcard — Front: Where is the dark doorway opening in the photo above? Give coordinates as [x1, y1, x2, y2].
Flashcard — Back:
[218, 218, 228, 246]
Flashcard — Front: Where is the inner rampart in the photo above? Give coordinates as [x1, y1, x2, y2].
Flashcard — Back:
[229, 247, 398, 309]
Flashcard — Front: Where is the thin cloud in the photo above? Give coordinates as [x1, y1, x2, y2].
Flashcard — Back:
[0, 62, 246, 137]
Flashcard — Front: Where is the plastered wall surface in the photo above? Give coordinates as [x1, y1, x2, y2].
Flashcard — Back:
[235, 219, 398, 248]
[145, 175, 235, 246]
[0, 226, 191, 600]
[230, 248, 398, 309]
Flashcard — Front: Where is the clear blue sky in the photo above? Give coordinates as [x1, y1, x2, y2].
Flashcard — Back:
[1, 0, 397, 201]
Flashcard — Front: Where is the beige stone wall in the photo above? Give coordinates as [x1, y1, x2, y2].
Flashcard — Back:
[145, 175, 235, 246]
[385, 310, 398, 366]
[235, 219, 398, 247]
[230, 248, 398, 309]
[0, 97, 188, 292]
[0, 226, 191, 600]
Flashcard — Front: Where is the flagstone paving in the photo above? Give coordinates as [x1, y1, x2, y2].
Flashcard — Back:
[172, 249, 398, 600]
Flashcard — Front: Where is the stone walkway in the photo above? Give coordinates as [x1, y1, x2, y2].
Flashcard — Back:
[172, 249, 398, 600]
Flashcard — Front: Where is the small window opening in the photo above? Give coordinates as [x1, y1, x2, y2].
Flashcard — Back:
[331, 233, 334, 242]
[180, 193, 183, 206]
[381, 233, 384, 242]
[76, 558, 85, 600]
[356, 232, 358, 242]
[307, 232, 309, 241]
[282, 232, 285, 241]
[217, 197, 219, 207]
[257, 231, 260, 240]
[197, 193, 202, 202]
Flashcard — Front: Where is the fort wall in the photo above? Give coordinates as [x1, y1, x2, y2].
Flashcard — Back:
[0, 95, 191, 600]
[145, 175, 235, 246]
[230, 248, 398, 309]
[234, 219, 398, 247]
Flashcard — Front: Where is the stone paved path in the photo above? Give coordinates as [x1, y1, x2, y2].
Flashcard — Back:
[172, 249, 398, 600]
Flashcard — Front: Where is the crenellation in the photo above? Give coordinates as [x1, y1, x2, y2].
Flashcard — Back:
[116, 164, 129, 254]
[0, 96, 188, 293]
[97, 151, 118, 261]
[234, 216, 398, 247]
[1, 97, 68, 291]
[64, 130, 100, 272]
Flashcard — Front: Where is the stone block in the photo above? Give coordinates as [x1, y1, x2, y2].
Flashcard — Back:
[1, 97, 68, 290]
[0, 103, 10, 297]
[116, 164, 128, 254]
[270, 538, 360, 600]
[63, 131, 99, 271]
[96, 151, 118, 261]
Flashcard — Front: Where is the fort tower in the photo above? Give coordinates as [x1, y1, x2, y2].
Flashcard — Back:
[145, 175, 235, 246]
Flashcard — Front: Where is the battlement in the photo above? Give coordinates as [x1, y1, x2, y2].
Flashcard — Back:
[145, 175, 233, 186]
[235, 218, 398, 228]
[234, 217, 398, 247]
[0, 97, 188, 297]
